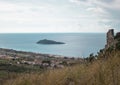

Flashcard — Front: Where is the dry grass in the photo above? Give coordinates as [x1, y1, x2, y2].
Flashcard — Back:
[3, 51, 120, 85]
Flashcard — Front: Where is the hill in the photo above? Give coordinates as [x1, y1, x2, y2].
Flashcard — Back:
[3, 50, 120, 85]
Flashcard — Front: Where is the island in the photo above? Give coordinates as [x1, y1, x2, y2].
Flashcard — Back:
[36, 39, 65, 44]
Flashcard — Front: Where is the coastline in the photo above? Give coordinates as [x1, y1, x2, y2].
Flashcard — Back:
[0, 48, 72, 58]
[0, 48, 83, 68]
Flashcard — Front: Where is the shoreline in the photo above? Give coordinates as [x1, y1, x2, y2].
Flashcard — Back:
[0, 48, 78, 59]
[0, 47, 83, 69]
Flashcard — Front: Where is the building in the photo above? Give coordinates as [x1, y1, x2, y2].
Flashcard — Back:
[105, 29, 115, 49]
[105, 29, 120, 50]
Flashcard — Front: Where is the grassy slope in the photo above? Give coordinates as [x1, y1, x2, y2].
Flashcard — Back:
[3, 51, 120, 85]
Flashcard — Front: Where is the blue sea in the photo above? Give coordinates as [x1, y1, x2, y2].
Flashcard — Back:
[0, 33, 106, 57]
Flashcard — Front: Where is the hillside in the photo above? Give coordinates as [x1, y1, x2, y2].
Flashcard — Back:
[2, 50, 120, 85]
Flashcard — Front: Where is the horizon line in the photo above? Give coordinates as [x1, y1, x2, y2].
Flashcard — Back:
[0, 32, 106, 34]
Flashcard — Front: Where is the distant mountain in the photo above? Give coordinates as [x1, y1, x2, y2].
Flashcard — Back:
[37, 39, 65, 44]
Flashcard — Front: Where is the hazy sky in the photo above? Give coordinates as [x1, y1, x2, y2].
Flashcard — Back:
[0, 0, 120, 33]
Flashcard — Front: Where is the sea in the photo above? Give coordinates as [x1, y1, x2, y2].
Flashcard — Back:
[0, 33, 106, 58]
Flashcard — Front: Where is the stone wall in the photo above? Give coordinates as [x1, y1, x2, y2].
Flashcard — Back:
[105, 29, 120, 50]
[115, 32, 120, 39]
[106, 29, 115, 49]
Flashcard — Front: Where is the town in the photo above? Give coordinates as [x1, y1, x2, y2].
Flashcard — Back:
[0, 48, 83, 71]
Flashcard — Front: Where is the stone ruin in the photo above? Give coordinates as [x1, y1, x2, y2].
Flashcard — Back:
[115, 32, 120, 39]
[105, 29, 115, 49]
[105, 29, 120, 49]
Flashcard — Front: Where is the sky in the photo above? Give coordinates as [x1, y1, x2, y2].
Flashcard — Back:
[0, 0, 120, 33]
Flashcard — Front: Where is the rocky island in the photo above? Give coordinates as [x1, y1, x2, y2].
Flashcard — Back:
[37, 39, 65, 44]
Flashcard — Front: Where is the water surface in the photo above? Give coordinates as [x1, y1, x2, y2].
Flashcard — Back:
[0, 33, 106, 57]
